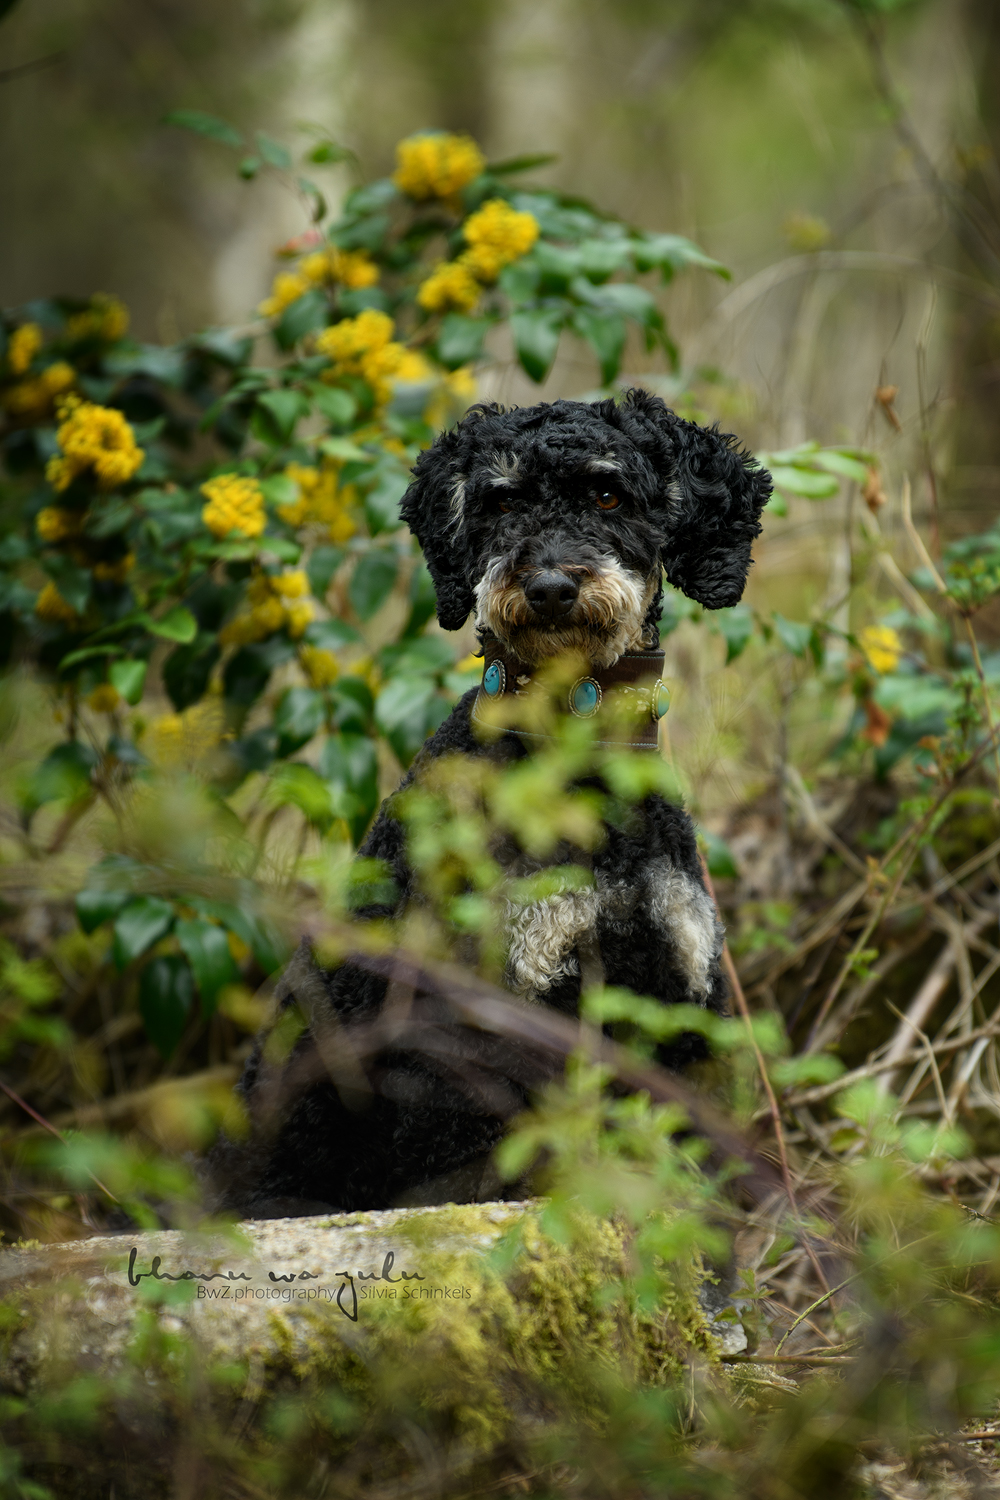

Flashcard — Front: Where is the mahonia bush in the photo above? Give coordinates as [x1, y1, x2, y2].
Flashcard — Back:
[0, 129, 734, 1052]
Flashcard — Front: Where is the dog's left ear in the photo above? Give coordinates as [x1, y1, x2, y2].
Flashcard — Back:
[617, 389, 772, 609]
[399, 429, 475, 631]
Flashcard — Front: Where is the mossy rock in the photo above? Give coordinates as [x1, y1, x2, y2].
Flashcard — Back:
[0, 1201, 716, 1498]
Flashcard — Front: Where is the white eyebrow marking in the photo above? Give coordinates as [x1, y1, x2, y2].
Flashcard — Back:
[486, 451, 520, 486]
[583, 454, 620, 474]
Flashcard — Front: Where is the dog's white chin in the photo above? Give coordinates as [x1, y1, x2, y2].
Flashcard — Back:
[475, 560, 658, 668]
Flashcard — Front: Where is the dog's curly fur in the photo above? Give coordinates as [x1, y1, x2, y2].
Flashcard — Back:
[210, 389, 771, 1218]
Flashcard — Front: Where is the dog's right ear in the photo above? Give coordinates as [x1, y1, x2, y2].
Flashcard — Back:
[399, 430, 475, 631]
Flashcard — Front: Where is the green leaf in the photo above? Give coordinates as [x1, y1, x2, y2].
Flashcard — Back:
[76, 887, 130, 934]
[813, 449, 870, 484]
[305, 547, 346, 600]
[239, 155, 261, 180]
[633, 233, 730, 280]
[308, 384, 357, 427]
[768, 465, 839, 500]
[256, 388, 311, 442]
[139, 955, 194, 1057]
[374, 676, 447, 766]
[108, 658, 147, 705]
[304, 617, 360, 652]
[436, 314, 492, 369]
[714, 605, 753, 663]
[319, 435, 367, 462]
[320, 732, 379, 843]
[25, 741, 97, 810]
[255, 131, 292, 170]
[273, 686, 327, 756]
[164, 109, 243, 149]
[364, 467, 408, 535]
[511, 308, 564, 383]
[772, 613, 812, 657]
[274, 290, 328, 350]
[112, 897, 175, 970]
[175, 918, 238, 1018]
[571, 309, 625, 385]
[488, 153, 557, 175]
[349, 549, 398, 621]
[700, 829, 739, 879]
[162, 638, 220, 711]
[268, 763, 335, 833]
[402, 564, 436, 638]
[330, 677, 374, 734]
[143, 606, 198, 644]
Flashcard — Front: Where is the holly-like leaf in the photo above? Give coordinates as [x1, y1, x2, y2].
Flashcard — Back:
[273, 686, 326, 756]
[572, 308, 625, 386]
[274, 291, 328, 350]
[108, 658, 147, 705]
[714, 605, 754, 664]
[436, 315, 491, 369]
[349, 549, 398, 621]
[76, 887, 130, 935]
[112, 896, 175, 970]
[25, 741, 98, 810]
[256, 131, 292, 170]
[767, 465, 839, 500]
[256, 388, 311, 442]
[164, 109, 243, 150]
[772, 613, 812, 658]
[139, 955, 194, 1057]
[511, 308, 564, 383]
[175, 918, 238, 1018]
[143, 606, 198, 643]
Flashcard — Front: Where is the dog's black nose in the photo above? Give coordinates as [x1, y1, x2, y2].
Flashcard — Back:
[525, 570, 579, 619]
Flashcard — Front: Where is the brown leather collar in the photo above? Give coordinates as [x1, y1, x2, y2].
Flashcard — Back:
[471, 637, 668, 750]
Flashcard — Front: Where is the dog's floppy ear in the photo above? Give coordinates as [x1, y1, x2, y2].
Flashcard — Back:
[618, 389, 772, 609]
[399, 429, 475, 631]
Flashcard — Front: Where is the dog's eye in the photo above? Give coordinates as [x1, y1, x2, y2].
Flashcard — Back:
[498, 501, 512, 514]
[595, 492, 621, 511]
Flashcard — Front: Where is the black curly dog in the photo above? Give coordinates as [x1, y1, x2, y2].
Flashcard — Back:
[212, 388, 771, 1217]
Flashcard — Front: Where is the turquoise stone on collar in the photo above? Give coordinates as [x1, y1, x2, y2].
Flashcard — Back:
[471, 638, 668, 750]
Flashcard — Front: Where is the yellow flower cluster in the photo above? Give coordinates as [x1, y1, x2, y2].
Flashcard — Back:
[258, 247, 379, 317]
[46, 398, 144, 493]
[859, 624, 902, 675]
[200, 474, 266, 540]
[88, 683, 120, 714]
[462, 197, 539, 281]
[8, 323, 42, 375]
[279, 462, 357, 542]
[415, 198, 539, 315]
[146, 699, 224, 767]
[315, 309, 430, 406]
[220, 570, 314, 645]
[299, 644, 339, 688]
[36, 507, 83, 544]
[393, 133, 485, 200]
[417, 260, 481, 315]
[35, 581, 79, 626]
[1, 361, 75, 417]
[65, 294, 129, 344]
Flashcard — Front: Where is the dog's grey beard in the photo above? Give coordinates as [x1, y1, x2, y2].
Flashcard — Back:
[474, 557, 657, 668]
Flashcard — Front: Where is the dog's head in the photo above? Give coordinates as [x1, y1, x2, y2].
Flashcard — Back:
[400, 388, 772, 668]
